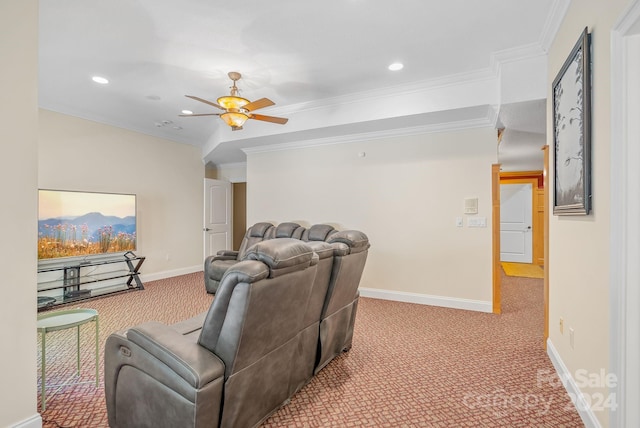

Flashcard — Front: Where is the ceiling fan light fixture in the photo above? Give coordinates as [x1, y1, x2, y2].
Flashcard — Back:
[217, 95, 250, 110]
[220, 111, 249, 127]
[182, 71, 287, 129]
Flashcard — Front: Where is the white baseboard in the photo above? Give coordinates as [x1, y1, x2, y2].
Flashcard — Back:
[546, 339, 602, 428]
[140, 265, 202, 283]
[11, 414, 42, 428]
[358, 287, 492, 313]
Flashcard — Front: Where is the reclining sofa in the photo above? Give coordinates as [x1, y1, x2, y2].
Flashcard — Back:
[204, 222, 324, 294]
[105, 228, 369, 428]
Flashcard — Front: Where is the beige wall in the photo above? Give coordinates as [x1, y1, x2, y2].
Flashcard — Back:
[38, 110, 205, 276]
[0, 1, 40, 426]
[548, 0, 630, 426]
[206, 162, 247, 183]
[247, 128, 496, 304]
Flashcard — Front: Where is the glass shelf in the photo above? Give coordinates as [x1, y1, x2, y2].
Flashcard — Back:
[37, 253, 145, 311]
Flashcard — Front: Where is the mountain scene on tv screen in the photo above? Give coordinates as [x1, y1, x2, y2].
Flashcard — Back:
[38, 212, 136, 259]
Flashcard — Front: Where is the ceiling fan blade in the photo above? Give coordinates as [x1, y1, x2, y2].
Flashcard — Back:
[179, 113, 220, 117]
[250, 113, 289, 125]
[185, 95, 225, 111]
[243, 97, 275, 112]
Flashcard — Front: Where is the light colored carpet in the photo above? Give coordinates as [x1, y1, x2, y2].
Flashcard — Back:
[502, 262, 545, 279]
[38, 271, 583, 427]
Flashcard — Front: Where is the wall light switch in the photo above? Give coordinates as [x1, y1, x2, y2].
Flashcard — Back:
[456, 217, 463, 227]
[467, 217, 487, 228]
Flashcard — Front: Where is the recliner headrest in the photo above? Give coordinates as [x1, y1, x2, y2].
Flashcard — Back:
[249, 222, 275, 238]
[275, 222, 304, 239]
[242, 238, 314, 278]
[304, 224, 336, 241]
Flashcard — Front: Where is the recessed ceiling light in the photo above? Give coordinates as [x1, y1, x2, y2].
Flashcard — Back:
[388, 62, 404, 71]
[181, 110, 193, 115]
[92, 76, 109, 84]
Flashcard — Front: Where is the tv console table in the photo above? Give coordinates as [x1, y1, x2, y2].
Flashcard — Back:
[37, 252, 145, 311]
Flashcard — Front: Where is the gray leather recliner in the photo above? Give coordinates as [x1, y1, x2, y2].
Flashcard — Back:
[105, 238, 319, 428]
[315, 230, 370, 373]
[203, 222, 274, 294]
[288, 239, 335, 394]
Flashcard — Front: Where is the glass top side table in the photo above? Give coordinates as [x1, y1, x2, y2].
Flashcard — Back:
[37, 308, 99, 411]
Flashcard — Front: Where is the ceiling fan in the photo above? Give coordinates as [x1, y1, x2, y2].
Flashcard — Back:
[181, 71, 288, 131]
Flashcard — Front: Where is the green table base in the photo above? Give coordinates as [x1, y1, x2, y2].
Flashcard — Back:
[37, 308, 99, 411]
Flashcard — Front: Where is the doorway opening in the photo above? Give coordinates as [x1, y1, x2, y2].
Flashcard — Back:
[492, 164, 548, 343]
[232, 182, 247, 251]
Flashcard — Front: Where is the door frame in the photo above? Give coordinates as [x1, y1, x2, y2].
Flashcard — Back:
[491, 168, 547, 331]
[611, 3, 640, 425]
[492, 165, 501, 314]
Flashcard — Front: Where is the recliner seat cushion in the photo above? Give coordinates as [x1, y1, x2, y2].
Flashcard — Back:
[207, 259, 237, 281]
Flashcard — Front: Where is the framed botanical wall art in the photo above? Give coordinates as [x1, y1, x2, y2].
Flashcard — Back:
[552, 27, 592, 215]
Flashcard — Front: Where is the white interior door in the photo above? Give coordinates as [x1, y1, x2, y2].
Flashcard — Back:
[500, 183, 533, 263]
[203, 178, 232, 260]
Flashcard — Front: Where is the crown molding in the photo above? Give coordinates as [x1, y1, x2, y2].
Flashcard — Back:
[490, 43, 547, 76]
[264, 68, 497, 117]
[206, 39, 551, 164]
[268, 41, 547, 120]
[243, 113, 494, 156]
[487, 104, 500, 129]
[539, 0, 572, 52]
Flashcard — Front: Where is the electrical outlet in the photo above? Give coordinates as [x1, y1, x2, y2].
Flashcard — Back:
[559, 318, 564, 334]
[569, 328, 575, 349]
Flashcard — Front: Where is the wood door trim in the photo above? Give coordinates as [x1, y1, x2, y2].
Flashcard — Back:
[499, 170, 543, 179]
[500, 171, 544, 189]
[492, 164, 501, 314]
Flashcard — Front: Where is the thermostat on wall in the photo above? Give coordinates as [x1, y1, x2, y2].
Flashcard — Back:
[464, 198, 478, 214]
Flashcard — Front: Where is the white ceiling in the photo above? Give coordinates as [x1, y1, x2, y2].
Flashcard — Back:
[39, 0, 560, 166]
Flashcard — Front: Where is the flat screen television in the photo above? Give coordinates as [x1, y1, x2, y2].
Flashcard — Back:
[38, 189, 137, 261]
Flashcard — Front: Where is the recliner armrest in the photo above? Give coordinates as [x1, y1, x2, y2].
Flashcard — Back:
[216, 250, 239, 258]
[127, 321, 225, 389]
[211, 254, 238, 261]
[327, 230, 370, 254]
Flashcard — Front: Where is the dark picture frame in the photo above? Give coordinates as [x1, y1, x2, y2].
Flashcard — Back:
[552, 27, 592, 215]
